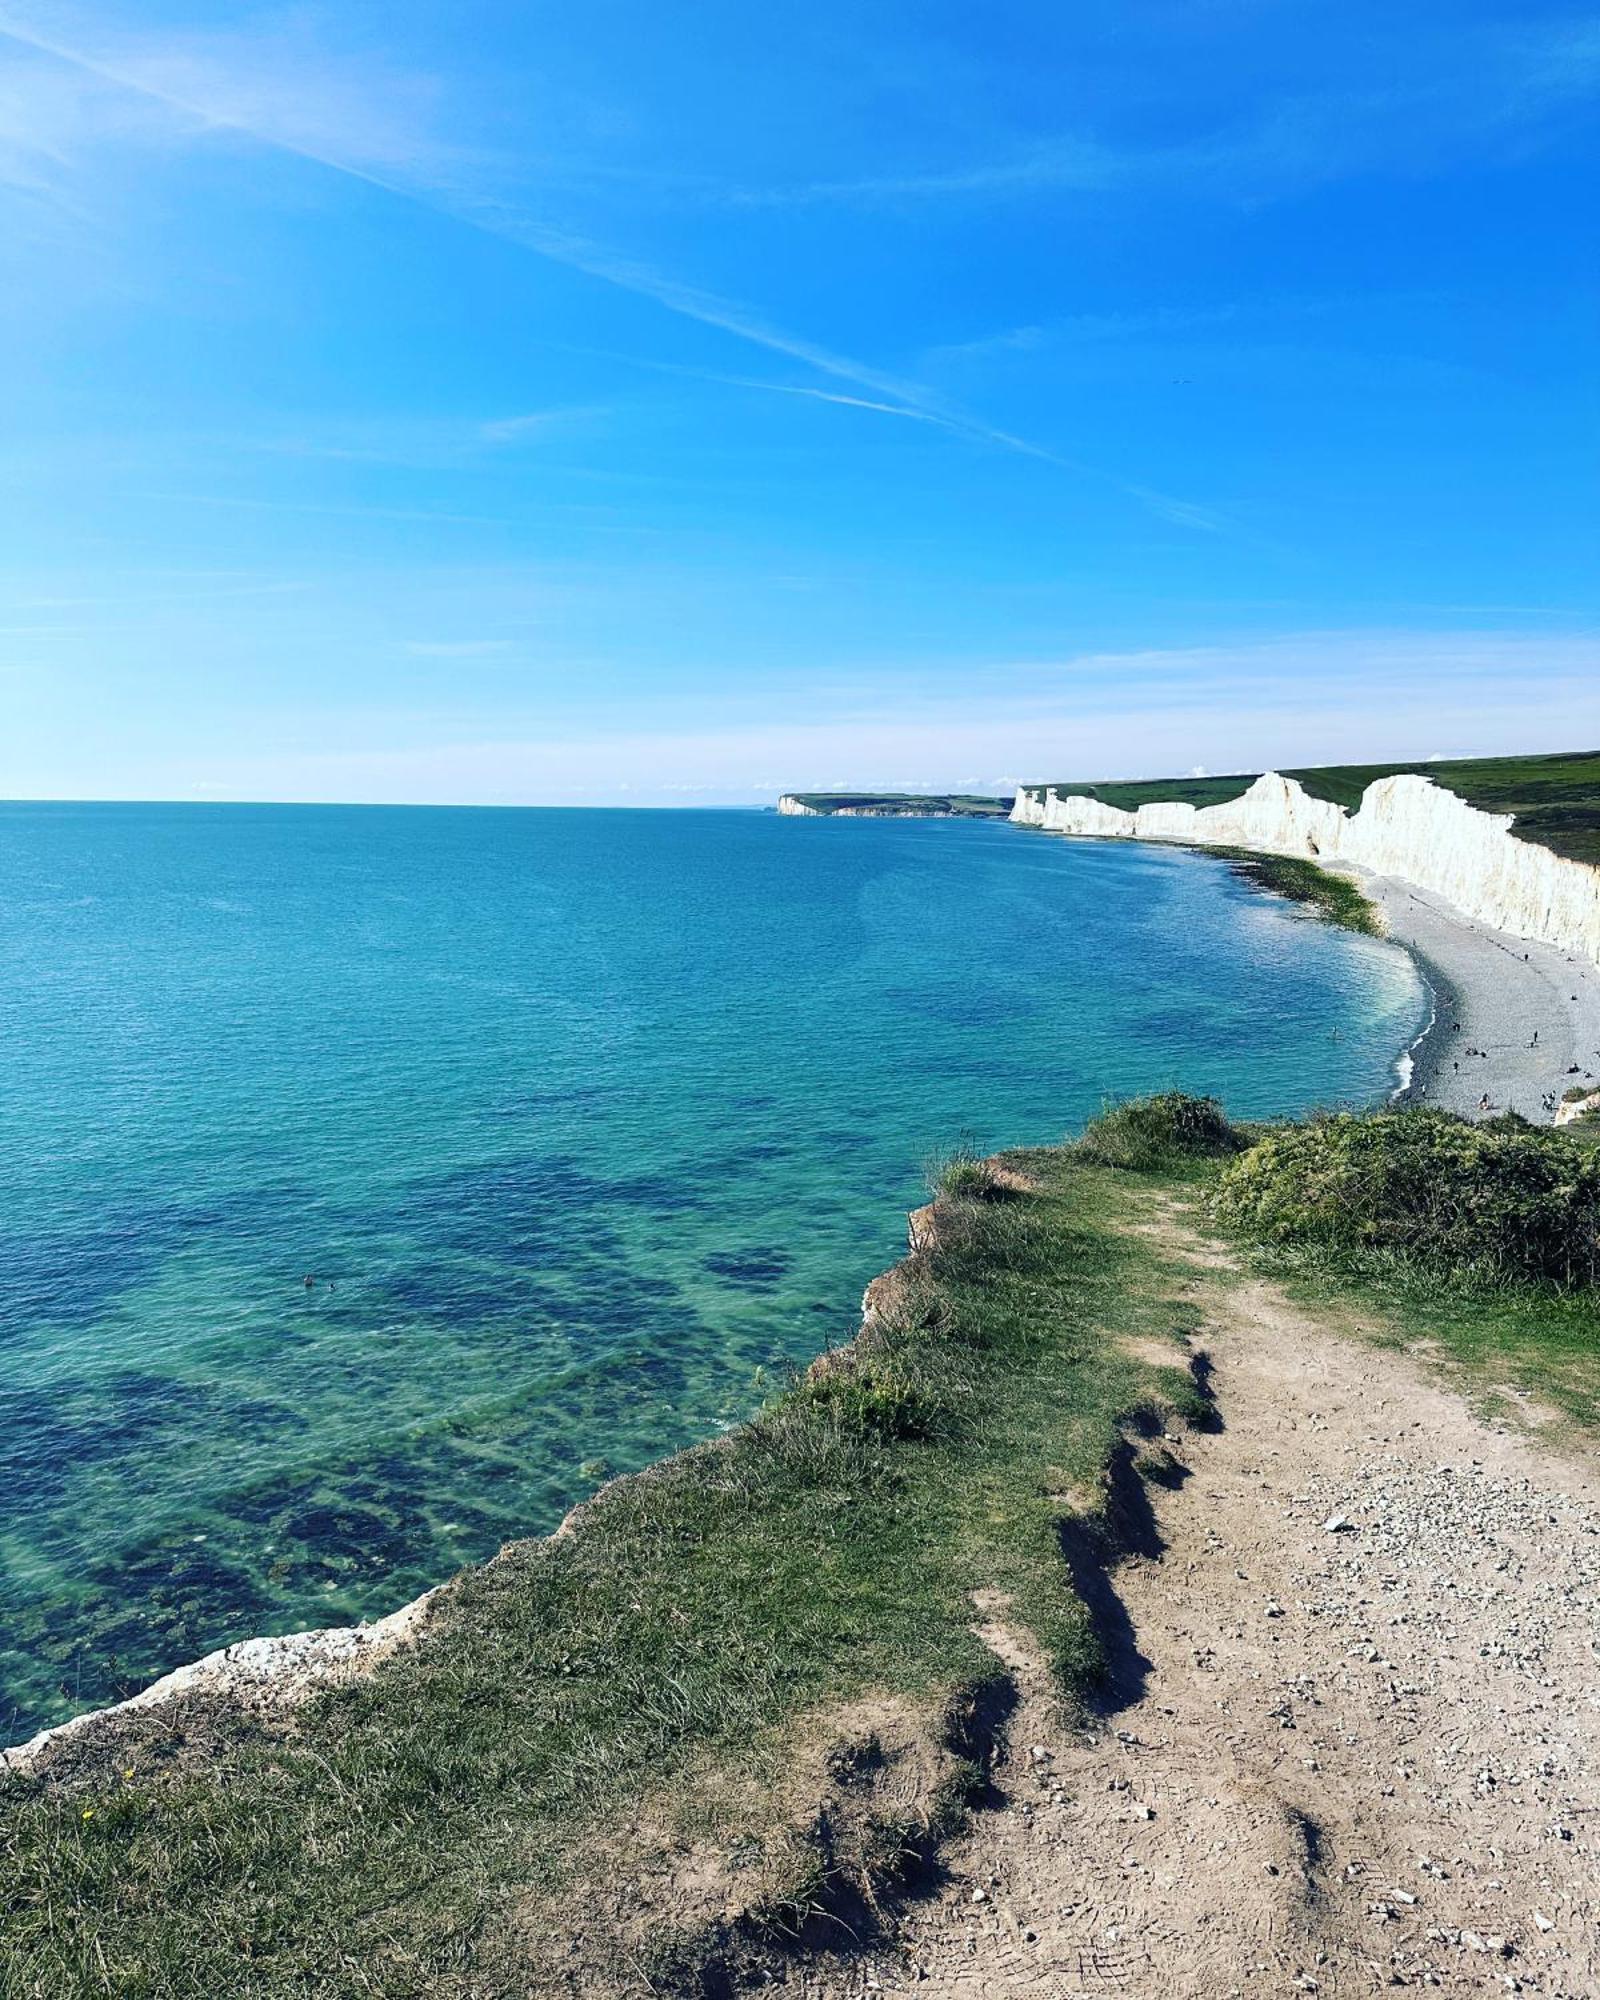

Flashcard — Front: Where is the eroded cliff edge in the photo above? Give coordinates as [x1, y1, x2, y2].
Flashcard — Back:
[1012, 770, 1600, 963]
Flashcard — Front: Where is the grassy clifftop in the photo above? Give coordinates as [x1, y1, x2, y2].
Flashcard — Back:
[6, 1096, 1598, 1995]
[0, 1141, 1209, 1998]
[783, 793, 1013, 817]
[1021, 750, 1600, 865]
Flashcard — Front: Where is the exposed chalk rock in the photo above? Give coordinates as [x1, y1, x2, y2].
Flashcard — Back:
[1011, 772, 1600, 964]
[1, 1593, 434, 1778]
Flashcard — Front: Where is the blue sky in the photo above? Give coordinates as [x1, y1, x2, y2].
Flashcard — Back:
[0, 0, 1596, 804]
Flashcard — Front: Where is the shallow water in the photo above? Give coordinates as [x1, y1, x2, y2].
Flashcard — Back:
[0, 804, 1424, 1737]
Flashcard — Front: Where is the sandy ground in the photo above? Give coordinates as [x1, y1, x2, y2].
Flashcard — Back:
[1364, 874, 1600, 1125]
[802, 1196, 1600, 1999]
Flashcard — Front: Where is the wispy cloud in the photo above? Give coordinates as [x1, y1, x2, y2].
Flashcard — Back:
[0, 8, 462, 182]
[0, 7, 1225, 533]
[9, 573, 314, 608]
[760, 384, 944, 423]
[403, 638, 515, 658]
[635, 353, 1232, 531]
[59, 629, 1593, 805]
[239, 407, 602, 465]
[731, 20, 1600, 213]
[584, 350, 972, 433]
[133, 490, 511, 527]
[732, 137, 1125, 207]
[923, 305, 1244, 370]
[477, 410, 587, 445]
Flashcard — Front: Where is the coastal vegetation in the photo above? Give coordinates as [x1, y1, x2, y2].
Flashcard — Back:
[1018, 749, 1600, 864]
[1074, 1088, 1242, 1172]
[1210, 847, 1381, 933]
[5, 1094, 1598, 1995]
[1019, 772, 1263, 814]
[0, 1133, 1212, 1997]
[1211, 1103, 1600, 1430]
[1216, 1107, 1600, 1289]
[780, 792, 1014, 817]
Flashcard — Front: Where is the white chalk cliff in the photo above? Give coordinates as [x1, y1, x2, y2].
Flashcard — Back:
[777, 795, 821, 816]
[1011, 772, 1600, 964]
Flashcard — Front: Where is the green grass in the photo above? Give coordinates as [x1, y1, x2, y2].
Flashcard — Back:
[1018, 773, 1259, 813]
[1202, 1099, 1600, 1427]
[1209, 849, 1380, 934]
[783, 793, 1014, 817]
[0, 1151, 1206, 1999]
[1020, 749, 1600, 865]
[1288, 751, 1600, 865]
[10, 1093, 1597, 1995]
[1214, 1106, 1600, 1289]
[1075, 1090, 1243, 1174]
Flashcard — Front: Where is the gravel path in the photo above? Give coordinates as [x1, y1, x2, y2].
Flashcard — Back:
[1365, 875, 1600, 1124]
[804, 1197, 1600, 1998]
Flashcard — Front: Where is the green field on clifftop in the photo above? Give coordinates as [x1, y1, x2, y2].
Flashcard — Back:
[1021, 750, 1600, 865]
[784, 793, 1013, 817]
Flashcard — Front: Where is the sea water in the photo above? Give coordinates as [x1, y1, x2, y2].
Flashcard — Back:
[0, 803, 1425, 1737]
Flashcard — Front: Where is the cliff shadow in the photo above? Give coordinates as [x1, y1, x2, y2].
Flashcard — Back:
[1055, 1434, 1179, 1713]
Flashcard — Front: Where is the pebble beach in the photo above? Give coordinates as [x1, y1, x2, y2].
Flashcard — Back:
[1368, 873, 1600, 1123]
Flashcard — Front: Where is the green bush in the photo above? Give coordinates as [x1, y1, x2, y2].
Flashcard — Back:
[1076, 1092, 1242, 1173]
[1215, 1109, 1600, 1288]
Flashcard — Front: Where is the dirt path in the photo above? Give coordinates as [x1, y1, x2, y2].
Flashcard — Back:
[804, 1200, 1600, 1998]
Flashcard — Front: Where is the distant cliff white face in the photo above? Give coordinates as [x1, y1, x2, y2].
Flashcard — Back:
[1012, 771, 1600, 965]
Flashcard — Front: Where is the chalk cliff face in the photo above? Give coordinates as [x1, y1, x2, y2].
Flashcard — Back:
[1012, 772, 1600, 963]
[777, 795, 822, 816]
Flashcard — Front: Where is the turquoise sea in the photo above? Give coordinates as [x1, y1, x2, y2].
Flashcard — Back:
[0, 804, 1426, 1739]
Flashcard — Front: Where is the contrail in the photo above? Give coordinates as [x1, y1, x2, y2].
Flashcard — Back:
[0, 8, 1226, 530]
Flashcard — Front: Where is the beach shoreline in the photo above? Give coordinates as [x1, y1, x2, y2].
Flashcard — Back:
[1024, 819, 1600, 1123]
[1359, 870, 1600, 1122]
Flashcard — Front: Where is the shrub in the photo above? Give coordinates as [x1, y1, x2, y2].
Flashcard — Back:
[1214, 1108, 1600, 1288]
[1076, 1092, 1242, 1173]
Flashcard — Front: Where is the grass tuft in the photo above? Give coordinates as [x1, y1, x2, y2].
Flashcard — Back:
[1076, 1092, 1243, 1174]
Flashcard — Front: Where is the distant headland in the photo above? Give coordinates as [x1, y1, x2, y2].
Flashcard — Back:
[776, 792, 1014, 818]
